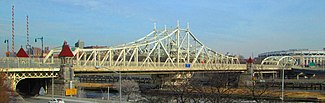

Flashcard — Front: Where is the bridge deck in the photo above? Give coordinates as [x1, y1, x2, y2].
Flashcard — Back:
[0, 65, 291, 73]
[1, 68, 60, 72]
[0, 57, 290, 73]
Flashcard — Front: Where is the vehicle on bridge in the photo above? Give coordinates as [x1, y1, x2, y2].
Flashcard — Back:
[48, 98, 65, 103]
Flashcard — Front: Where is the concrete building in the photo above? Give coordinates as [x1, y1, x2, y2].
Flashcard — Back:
[258, 49, 325, 67]
[75, 40, 84, 49]
[29, 46, 50, 58]
[32, 47, 42, 57]
[84, 45, 107, 49]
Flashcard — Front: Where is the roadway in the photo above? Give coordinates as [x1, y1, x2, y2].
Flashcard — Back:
[23, 96, 118, 103]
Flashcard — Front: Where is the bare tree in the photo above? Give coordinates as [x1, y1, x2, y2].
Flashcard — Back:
[0, 69, 10, 103]
[242, 79, 275, 103]
[114, 80, 141, 101]
[187, 78, 205, 102]
[202, 73, 236, 103]
[163, 72, 238, 103]
[165, 77, 192, 103]
[143, 90, 172, 103]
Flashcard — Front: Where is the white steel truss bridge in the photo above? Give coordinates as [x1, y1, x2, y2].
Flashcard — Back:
[0, 23, 299, 91]
[44, 23, 243, 72]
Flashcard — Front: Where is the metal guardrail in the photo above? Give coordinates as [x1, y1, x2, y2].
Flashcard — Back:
[4, 68, 60, 72]
[73, 64, 247, 72]
[0, 57, 60, 68]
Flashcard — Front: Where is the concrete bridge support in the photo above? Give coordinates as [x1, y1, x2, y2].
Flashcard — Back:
[47, 54, 76, 96]
[47, 41, 77, 96]
[46, 63, 77, 96]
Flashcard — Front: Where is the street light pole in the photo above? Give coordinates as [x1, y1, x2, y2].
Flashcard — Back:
[4, 39, 9, 52]
[52, 67, 54, 99]
[95, 66, 121, 103]
[281, 63, 289, 102]
[35, 36, 43, 58]
[107, 86, 110, 100]
[281, 66, 284, 102]
[119, 70, 122, 102]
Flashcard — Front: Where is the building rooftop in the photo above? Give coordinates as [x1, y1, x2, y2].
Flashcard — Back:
[258, 49, 325, 57]
[16, 47, 29, 57]
[58, 41, 74, 57]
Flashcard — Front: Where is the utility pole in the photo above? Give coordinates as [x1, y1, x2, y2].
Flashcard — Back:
[4, 40, 9, 52]
[52, 67, 54, 98]
[26, 15, 31, 55]
[35, 37, 44, 58]
[12, 5, 15, 53]
[26, 15, 29, 46]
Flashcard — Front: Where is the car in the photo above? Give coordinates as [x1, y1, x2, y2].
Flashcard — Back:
[48, 98, 65, 103]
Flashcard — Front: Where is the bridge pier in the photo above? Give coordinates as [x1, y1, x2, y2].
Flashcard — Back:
[239, 58, 254, 87]
[47, 78, 74, 96]
[47, 64, 76, 96]
[47, 41, 77, 96]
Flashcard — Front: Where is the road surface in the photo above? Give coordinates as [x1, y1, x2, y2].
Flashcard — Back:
[24, 96, 116, 103]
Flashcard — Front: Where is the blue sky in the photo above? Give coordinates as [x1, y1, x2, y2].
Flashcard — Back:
[1, 0, 325, 57]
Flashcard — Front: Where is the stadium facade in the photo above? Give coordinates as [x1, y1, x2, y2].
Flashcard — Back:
[258, 49, 325, 67]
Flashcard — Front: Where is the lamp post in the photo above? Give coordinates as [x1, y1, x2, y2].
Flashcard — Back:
[4, 39, 9, 52]
[281, 63, 289, 102]
[281, 65, 284, 102]
[26, 44, 31, 55]
[35, 36, 43, 58]
[52, 67, 54, 99]
[95, 66, 121, 103]
[107, 86, 110, 100]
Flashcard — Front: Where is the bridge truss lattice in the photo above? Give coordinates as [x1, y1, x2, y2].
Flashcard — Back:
[45, 23, 240, 69]
[261, 56, 296, 67]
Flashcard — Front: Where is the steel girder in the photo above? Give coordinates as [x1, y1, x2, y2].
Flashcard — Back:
[5, 71, 59, 91]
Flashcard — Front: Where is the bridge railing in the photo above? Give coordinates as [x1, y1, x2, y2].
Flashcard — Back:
[74, 59, 243, 67]
[0, 57, 288, 71]
[0, 57, 60, 68]
[74, 62, 247, 71]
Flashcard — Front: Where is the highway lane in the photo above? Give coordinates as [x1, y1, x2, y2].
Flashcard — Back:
[24, 96, 111, 103]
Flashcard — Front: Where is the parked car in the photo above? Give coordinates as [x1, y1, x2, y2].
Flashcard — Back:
[48, 98, 65, 103]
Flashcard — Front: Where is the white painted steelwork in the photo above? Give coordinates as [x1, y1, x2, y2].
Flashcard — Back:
[44, 23, 240, 70]
[261, 56, 296, 67]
